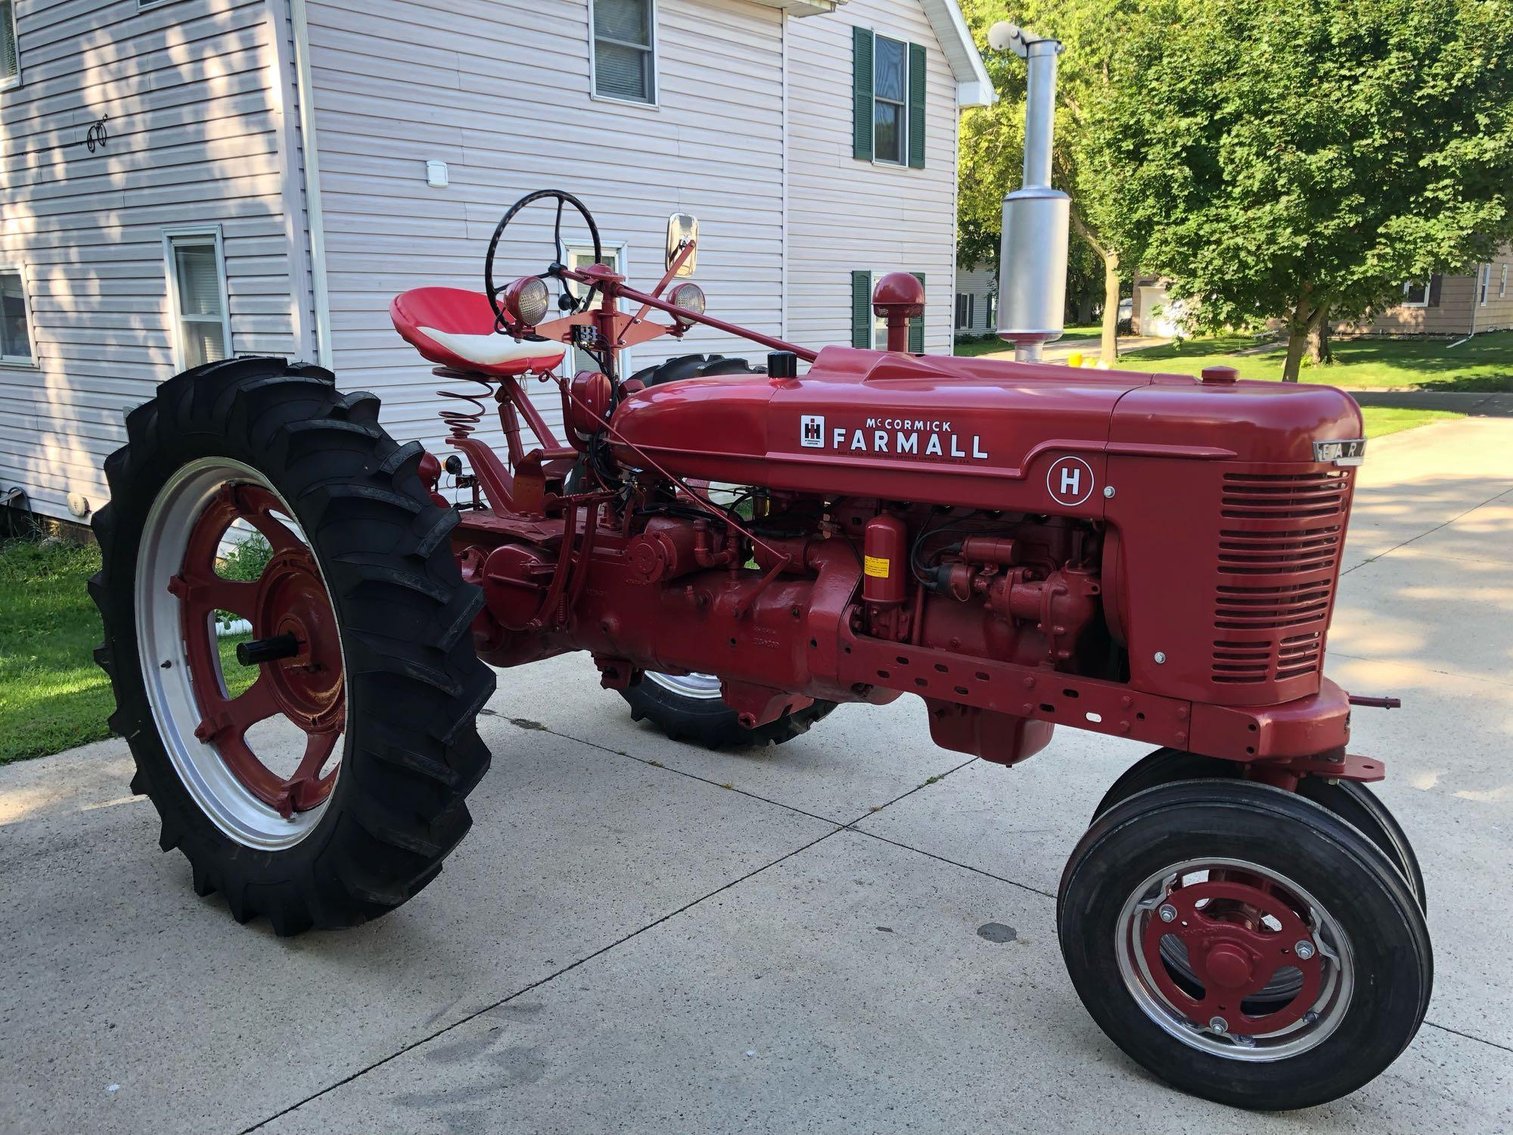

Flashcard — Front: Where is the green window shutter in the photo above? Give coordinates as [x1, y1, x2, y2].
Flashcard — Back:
[853, 27, 874, 162]
[852, 271, 873, 348]
[907, 43, 926, 169]
[909, 272, 925, 353]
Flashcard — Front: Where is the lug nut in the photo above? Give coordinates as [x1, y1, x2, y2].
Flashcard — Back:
[1158, 904, 1177, 923]
[1294, 939, 1316, 960]
[1209, 1016, 1229, 1034]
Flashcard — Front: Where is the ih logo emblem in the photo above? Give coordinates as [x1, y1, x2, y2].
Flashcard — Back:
[1046, 455, 1095, 507]
[800, 415, 825, 448]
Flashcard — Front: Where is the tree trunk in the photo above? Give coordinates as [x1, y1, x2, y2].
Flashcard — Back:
[1076, 294, 1095, 325]
[1280, 292, 1324, 382]
[1306, 307, 1332, 365]
[1100, 250, 1120, 363]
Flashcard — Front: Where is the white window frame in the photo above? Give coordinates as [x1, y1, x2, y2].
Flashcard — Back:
[1479, 263, 1492, 306]
[872, 34, 908, 166]
[162, 226, 232, 371]
[0, 264, 37, 367]
[1400, 280, 1430, 309]
[589, 0, 658, 108]
[565, 240, 631, 374]
[1, 0, 21, 91]
[1501, 263, 1509, 299]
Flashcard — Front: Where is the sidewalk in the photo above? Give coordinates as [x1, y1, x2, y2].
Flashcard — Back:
[2, 419, 1510, 1134]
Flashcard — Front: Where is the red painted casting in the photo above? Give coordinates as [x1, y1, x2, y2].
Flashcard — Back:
[175, 484, 345, 817]
[1141, 874, 1324, 1037]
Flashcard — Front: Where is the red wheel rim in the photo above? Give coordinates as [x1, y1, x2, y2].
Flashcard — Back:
[1140, 873, 1324, 1037]
[171, 482, 345, 818]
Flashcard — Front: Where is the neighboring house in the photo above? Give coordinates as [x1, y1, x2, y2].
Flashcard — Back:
[0, 0, 991, 525]
[952, 260, 995, 336]
[1338, 246, 1513, 337]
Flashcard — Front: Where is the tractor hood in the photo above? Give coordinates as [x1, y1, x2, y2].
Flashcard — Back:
[608, 347, 1364, 516]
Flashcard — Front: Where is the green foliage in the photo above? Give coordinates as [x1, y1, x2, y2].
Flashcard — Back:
[1081, 0, 1513, 362]
[219, 532, 273, 582]
[0, 539, 112, 762]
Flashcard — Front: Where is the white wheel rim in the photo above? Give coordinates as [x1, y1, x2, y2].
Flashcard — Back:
[644, 671, 725, 700]
[134, 458, 345, 850]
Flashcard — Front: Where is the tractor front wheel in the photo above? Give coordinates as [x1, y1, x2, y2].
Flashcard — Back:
[1093, 748, 1427, 911]
[1058, 780, 1431, 1110]
[91, 357, 495, 934]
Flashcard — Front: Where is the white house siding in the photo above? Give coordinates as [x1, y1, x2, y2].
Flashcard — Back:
[303, 0, 787, 454]
[0, 0, 302, 522]
[954, 260, 993, 335]
[785, 0, 959, 355]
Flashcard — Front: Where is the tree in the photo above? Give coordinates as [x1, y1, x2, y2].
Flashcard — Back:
[1081, 0, 1513, 380]
[957, 0, 1137, 360]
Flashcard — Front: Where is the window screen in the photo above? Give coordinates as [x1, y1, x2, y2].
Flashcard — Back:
[0, 1, 18, 85]
[593, 0, 654, 103]
[873, 36, 906, 164]
[0, 270, 32, 362]
[169, 235, 229, 369]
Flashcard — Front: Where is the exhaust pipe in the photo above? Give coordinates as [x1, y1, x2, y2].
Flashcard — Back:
[990, 23, 1069, 362]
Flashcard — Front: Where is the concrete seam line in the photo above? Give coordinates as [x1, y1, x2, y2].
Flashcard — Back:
[1421, 1020, 1513, 1055]
[237, 824, 849, 1133]
[1342, 484, 1513, 577]
[498, 716, 845, 828]
[850, 828, 1057, 900]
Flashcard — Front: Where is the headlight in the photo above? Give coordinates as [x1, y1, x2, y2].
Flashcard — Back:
[668, 282, 706, 324]
[504, 276, 551, 327]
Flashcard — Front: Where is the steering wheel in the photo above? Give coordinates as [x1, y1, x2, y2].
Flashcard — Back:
[484, 190, 603, 330]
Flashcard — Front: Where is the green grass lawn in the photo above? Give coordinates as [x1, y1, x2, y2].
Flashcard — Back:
[0, 539, 250, 764]
[1119, 330, 1513, 391]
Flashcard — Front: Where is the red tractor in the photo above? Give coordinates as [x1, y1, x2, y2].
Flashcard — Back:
[89, 188, 1430, 1111]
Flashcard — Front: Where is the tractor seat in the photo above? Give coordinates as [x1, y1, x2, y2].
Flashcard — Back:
[390, 286, 567, 377]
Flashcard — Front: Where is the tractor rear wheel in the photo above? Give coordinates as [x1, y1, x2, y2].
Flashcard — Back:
[91, 356, 495, 934]
[620, 671, 836, 749]
[1093, 749, 1427, 911]
[1059, 780, 1432, 1110]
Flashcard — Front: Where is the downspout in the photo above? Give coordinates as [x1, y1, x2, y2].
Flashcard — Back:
[779, 12, 788, 340]
[1448, 264, 1481, 348]
[264, 0, 314, 361]
[289, 0, 334, 369]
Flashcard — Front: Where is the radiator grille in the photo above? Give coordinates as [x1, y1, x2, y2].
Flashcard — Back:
[1211, 471, 1350, 685]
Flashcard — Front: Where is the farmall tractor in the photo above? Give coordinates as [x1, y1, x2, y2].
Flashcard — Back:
[90, 27, 1430, 1113]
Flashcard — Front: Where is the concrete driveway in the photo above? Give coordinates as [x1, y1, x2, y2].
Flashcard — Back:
[3, 419, 1511, 1134]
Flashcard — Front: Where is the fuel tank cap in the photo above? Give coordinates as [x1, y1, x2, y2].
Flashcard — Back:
[1201, 365, 1239, 385]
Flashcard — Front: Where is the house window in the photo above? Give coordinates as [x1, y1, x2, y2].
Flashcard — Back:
[1400, 280, 1429, 309]
[954, 293, 974, 331]
[1479, 264, 1492, 306]
[1501, 264, 1509, 299]
[592, 0, 655, 105]
[0, 268, 34, 365]
[852, 29, 926, 168]
[1, 0, 19, 89]
[873, 36, 907, 165]
[566, 243, 628, 374]
[852, 271, 924, 353]
[164, 230, 231, 370]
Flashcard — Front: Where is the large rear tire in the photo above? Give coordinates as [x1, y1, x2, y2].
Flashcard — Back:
[620, 671, 836, 749]
[91, 357, 495, 934]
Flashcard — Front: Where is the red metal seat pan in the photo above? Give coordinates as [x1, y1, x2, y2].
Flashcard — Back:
[390, 286, 566, 377]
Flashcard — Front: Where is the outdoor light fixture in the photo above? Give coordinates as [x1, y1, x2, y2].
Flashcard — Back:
[504, 276, 551, 328]
[668, 282, 706, 326]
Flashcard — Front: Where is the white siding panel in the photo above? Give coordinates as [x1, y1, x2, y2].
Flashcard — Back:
[306, 0, 786, 452]
[0, 0, 304, 523]
[786, 0, 958, 354]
